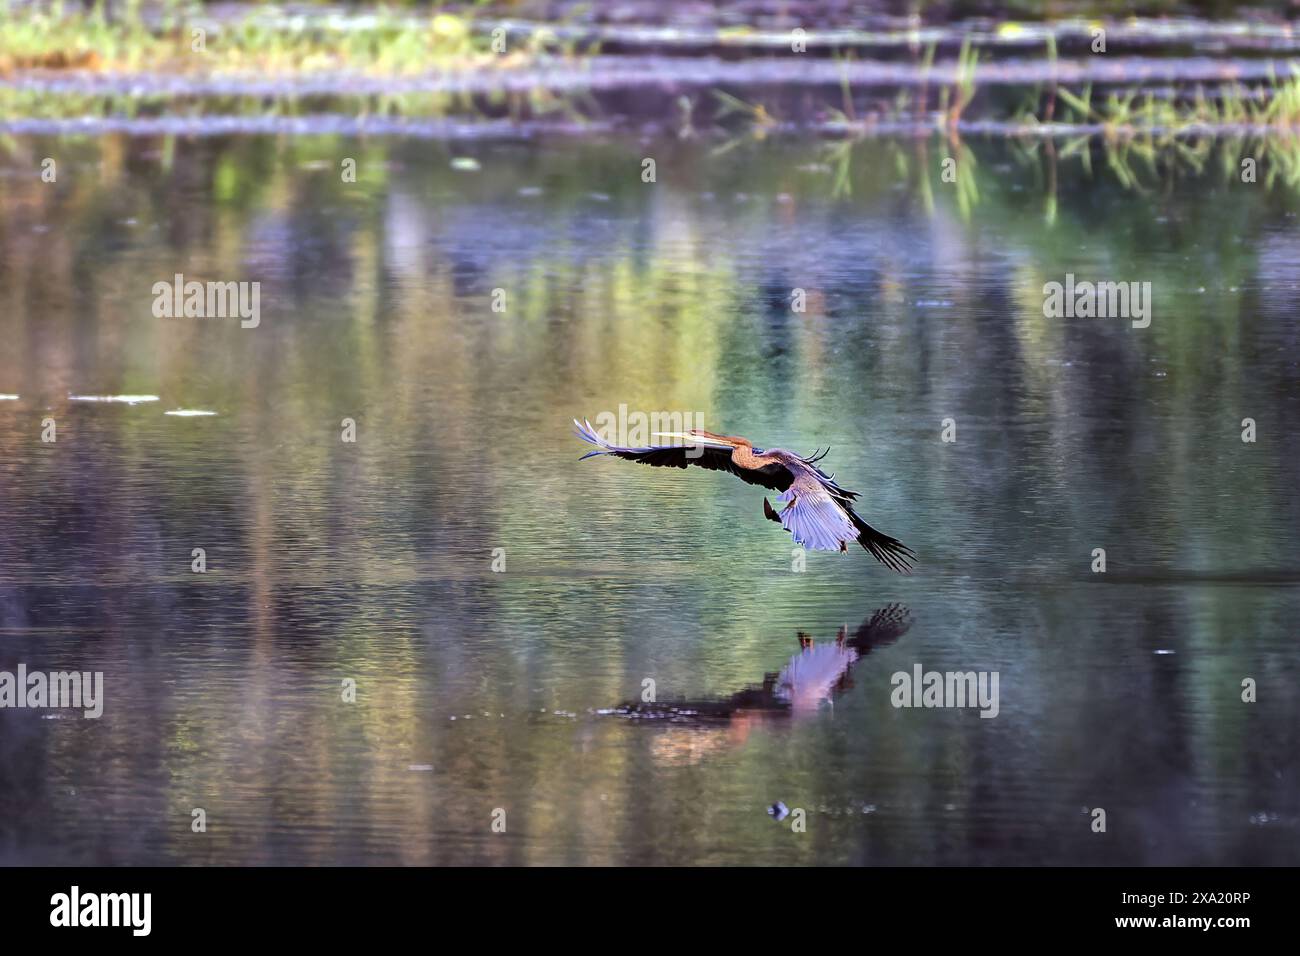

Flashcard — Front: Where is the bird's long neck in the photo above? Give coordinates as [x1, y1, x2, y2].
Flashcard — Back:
[730, 442, 764, 469]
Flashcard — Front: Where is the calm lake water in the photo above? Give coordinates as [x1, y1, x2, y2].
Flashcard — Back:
[0, 132, 1296, 865]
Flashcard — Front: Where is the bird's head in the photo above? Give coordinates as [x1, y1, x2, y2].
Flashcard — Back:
[652, 428, 748, 449]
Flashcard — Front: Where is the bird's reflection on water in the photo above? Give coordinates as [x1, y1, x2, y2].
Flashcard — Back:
[606, 605, 910, 764]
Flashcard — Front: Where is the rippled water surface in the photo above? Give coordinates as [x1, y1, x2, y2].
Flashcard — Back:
[0, 133, 1296, 864]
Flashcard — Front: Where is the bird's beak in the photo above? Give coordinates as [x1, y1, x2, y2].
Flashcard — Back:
[653, 431, 732, 448]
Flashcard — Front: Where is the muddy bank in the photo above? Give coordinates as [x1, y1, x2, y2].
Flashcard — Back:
[7, 53, 1297, 97]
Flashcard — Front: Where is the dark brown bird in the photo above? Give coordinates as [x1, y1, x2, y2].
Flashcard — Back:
[573, 419, 915, 572]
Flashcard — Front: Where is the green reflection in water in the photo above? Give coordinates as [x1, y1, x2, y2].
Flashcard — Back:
[0, 132, 1296, 864]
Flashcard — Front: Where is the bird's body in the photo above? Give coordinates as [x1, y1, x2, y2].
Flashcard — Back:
[573, 419, 915, 573]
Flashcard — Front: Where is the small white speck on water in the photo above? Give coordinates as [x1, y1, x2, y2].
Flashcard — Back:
[68, 394, 159, 404]
[0, 394, 18, 400]
[408, 764, 433, 772]
[1154, 649, 1176, 655]
[164, 409, 217, 417]
[450, 157, 481, 172]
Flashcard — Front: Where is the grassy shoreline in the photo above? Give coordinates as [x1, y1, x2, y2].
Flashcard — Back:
[0, 2, 522, 76]
[5, 2, 1300, 144]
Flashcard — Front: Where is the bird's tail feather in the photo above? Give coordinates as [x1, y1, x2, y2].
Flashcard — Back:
[848, 509, 916, 574]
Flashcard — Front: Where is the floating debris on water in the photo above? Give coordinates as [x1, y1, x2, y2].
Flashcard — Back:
[0, 394, 18, 400]
[68, 394, 159, 404]
[407, 764, 434, 772]
[164, 409, 218, 417]
[450, 157, 481, 171]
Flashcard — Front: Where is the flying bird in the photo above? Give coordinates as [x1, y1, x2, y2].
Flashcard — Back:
[573, 420, 915, 572]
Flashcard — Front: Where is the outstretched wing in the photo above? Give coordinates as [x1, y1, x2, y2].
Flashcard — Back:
[573, 418, 794, 492]
[775, 483, 860, 551]
[772, 458, 917, 571]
